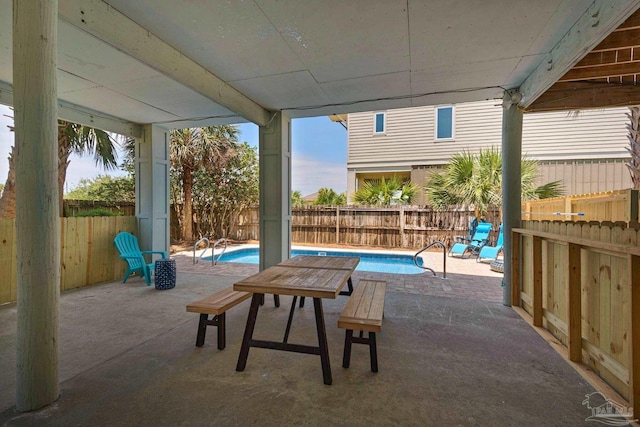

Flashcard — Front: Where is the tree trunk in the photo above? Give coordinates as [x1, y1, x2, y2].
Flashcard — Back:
[626, 106, 640, 189]
[182, 168, 194, 241]
[0, 147, 16, 218]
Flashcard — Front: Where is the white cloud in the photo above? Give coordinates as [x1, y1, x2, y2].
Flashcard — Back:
[292, 154, 346, 197]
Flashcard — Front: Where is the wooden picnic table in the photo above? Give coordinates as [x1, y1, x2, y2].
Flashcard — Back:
[234, 255, 359, 385]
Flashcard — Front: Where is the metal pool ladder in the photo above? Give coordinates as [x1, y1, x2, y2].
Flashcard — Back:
[193, 237, 228, 266]
[413, 241, 447, 278]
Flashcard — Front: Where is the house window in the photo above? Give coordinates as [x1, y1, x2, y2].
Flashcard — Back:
[435, 106, 454, 140]
[373, 112, 386, 134]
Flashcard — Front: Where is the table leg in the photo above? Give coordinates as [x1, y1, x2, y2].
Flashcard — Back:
[236, 293, 262, 371]
[313, 297, 332, 385]
[283, 296, 298, 343]
[339, 277, 354, 296]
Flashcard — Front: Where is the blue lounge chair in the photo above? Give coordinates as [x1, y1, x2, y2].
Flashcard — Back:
[477, 224, 504, 262]
[114, 232, 168, 285]
[449, 222, 492, 258]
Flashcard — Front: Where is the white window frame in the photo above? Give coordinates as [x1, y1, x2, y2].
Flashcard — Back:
[434, 105, 455, 141]
[373, 112, 386, 135]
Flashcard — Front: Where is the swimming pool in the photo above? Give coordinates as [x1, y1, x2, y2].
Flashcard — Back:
[205, 248, 425, 274]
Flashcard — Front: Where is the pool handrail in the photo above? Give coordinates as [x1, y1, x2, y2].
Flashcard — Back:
[413, 241, 447, 278]
[193, 237, 210, 265]
[193, 237, 229, 266]
[211, 238, 228, 266]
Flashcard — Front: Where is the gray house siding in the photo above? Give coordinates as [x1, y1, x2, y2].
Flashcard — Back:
[347, 100, 631, 203]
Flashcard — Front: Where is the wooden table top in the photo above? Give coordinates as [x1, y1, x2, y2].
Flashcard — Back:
[233, 259, 358, 299]
[277, 255, 360, 270]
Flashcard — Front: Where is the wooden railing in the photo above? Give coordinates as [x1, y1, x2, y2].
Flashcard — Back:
[0, 216, 136, 305]
[512, 220, 640, 415]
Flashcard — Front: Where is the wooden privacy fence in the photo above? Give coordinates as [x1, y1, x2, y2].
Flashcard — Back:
[512, 220, 640, 413]
[522, 189, 638, 222]
[228, 206, 500, 249]
[0, 216, 137, 305]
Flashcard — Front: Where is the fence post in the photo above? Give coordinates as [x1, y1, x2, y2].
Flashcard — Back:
[564, 197, 573, 220]
[567, 243, 582, 362]
[511, 230, 521, 307]
[630, 253, 640, 417]
[532, 236, 543, 326]
[336, 206, 340, 244]
[399, 206, 405, 247]
[628, 189, 639, 223]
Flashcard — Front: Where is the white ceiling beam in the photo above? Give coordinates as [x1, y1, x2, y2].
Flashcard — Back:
[519, 0, 640, 108]
[0, 80, 143, 137]
[58, 0, 271, 127]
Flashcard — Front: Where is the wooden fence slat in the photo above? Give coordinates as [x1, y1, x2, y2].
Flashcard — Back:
[533, 236, 542, 326]
[630, 254, 640, 417]
[0, 219, 16, 304]
[568, 242, 582, 362]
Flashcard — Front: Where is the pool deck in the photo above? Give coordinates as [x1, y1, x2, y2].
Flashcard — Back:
[0, 247, 606, 426]
[183, 244, 505, 303]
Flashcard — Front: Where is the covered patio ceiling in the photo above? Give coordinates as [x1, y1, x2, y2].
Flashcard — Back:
[527, 7, 640, 111]
[0, 0, 639, 135]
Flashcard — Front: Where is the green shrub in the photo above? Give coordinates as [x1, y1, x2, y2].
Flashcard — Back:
[73, 208, 119, 217]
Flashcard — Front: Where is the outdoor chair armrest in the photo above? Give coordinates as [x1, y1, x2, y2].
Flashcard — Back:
[454, 236, 470, 244]
[141, 250, 168, 259]
[119, 253, 145, 260]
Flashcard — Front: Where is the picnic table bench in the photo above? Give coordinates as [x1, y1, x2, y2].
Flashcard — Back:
[186, 287, 252, 350]
[338, 279, 387, 372]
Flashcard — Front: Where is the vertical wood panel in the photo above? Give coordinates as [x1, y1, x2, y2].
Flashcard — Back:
[568, 242, 582, 362]
[511, 231, 521, 307]
[533, 235, 543, 326]
[630, 254, 640, 417]
[0, 219, 16, 304]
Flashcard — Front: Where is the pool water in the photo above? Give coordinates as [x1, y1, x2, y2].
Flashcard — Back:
[205, 248, 425, 275]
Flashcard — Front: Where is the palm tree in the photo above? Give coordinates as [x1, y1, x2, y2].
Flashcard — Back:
[626, 106, 640, 189]
[57, 121, 118, 215]
[0, 120, 118, 218]
[314, 188, 346, 206]
[352, 176, 420, 206]
[424, 147, 562, 218]
[170, 126, 237, 241]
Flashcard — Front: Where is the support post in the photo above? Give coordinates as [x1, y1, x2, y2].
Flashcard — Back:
[135, 125, 170, 256]
[502, 90, 523, 306]
[13, 0, 60, 411]
[259, 112, 291, 270]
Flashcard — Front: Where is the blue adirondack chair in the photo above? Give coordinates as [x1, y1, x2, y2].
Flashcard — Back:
[477, 224, 504, 262]
[114, 232, 168, 285]
[449, 222, 493, 258]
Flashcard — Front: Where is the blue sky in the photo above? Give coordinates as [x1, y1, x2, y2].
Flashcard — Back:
[0, 105, 347, 197]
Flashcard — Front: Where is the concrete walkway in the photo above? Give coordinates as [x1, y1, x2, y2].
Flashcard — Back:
[0, 253, 604, 426]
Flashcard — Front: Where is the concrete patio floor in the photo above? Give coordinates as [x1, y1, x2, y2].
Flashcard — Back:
[0, 252, 605, 426]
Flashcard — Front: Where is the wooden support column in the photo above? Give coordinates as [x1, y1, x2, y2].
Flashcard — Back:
[630, 254, 640, 417]
[135, 125, 170, 256]
[259, 112, 291, 270]
[13, 0, 60, 411]
[502, 90, 523, 306]
[567, 243, 582, 362]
